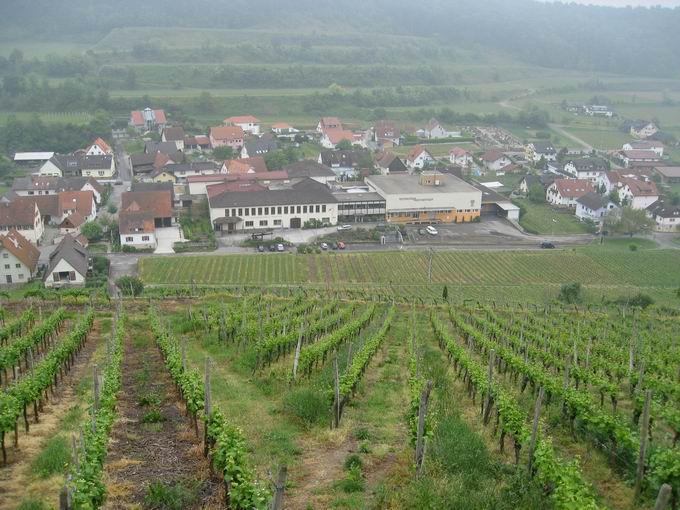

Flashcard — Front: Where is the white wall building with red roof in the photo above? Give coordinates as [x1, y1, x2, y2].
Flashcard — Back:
[224, 116, 260, 136]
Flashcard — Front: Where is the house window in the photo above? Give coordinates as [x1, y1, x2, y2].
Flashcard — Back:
[98, 171, 104, 176]
[238, 208, 243, 216]
[15, 263, 20, 268]
[125, 236, 133, 242]
[232, 209, 237, 217]
[251, 208, 256, 216]
[142, 236, 150, 241]
[245, 221, 254, 227]
[225, 209, 230, 217]
[284, 206, 288, 214]
[2, 253, 7, 259]
[257, 207, 262, 215]
[264, 207, 269, 215]
[244, 208, 249, 216]
[18, 274, 24, 279]
[274, 219, 282, 226]
[259, 220, 268, 226]
[303, 206, 308, 213]
[69, 271, 76, 281]
[296, 206, 301, 214]
[277, 206, 282, 214]
[322, 205, 327, 212]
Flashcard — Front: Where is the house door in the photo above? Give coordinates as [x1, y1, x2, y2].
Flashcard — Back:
[227, 223, 235, 233]
[5, 275, 11, 284]
[290, 218, 302, 229]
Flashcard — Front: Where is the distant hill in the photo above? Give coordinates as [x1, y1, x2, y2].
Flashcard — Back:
[1, 0, 680, 78]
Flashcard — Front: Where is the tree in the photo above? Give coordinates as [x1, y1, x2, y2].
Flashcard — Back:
[212, 146, 234, 160]
[336, 139, 353, 150]
[558, 283, 582, 304]
[527, 183, 545, 203]
[603, 207, 655, 237]
[608, 189, 620, 206]
[80, 221, 103, 241]
[116, 276, 144, 297]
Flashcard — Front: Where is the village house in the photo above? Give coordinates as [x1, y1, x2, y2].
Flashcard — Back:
[317, 117, 343, 133]
[618, 150, 661, 168]
[653, 166, 680, 184]
[240, 136, 278, 159]
[419, 118, 449, 139]
[373, 120, 401, 147]
[320, 128, 355, 149]
[183, 135, 211, 152]
[0, 229, 40, 285]
[575, 192, 617, 224]
[209, 126, 245, 151]
[519, 174, 555, 194]
[44, 234, 89, 288]
[526, 141, 557, 162]
[85, 138, 113, 156]
[623, 140, 664, 158]
[119, 190, 174, 250]
[647, 201, 680, 232]
[39, 154, 116, 179]
[375, 152, 408, 175]
[546, 179, 595, 208]
[271, 123, 300, 137]
[13, 152, 54, 165]
[11, 176, 103, 204]
[318, 150, 369, 179]
[480, 150, 512, 172]
[221, 156, 268, 175]
[224, 116, 260, 136]
[161, 127, 186, 151]
[129, 108, 167, 133]
[629, 121, 659, 139]
[162, 162, 219, 181]
[619, 178, 659, 210]
[366, 171, 481, 224]
[208, 178, 338, 233]
[0, 200, 44, 244]
[449, 147, 473, 167]
[406, 145, 435, 171]
[187, 171, 290, 196]
[562, 157, 608, 182]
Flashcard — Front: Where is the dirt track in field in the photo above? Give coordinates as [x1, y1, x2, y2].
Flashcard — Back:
[0, 317, 102, 510]
[102, 315, 222, 509]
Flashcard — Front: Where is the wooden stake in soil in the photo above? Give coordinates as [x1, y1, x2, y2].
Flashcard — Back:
[527, 386, 545, 474]
[415, 380, 433, 476]
[292, 326, 303, 380]
[653, 484, 672, 510]
[204, 357, 212, 456]
[93, 364, 100, 411]
[272, 465, 288, 510]
[483, 349, 495, 425]
[333, 354, 340, 428]
[634, 389, 652, 500]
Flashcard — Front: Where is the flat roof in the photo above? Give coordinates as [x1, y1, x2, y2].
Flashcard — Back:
[14, 152, 54, 161]
[332, 192, 385, 203]
[366, 173, 480, 196]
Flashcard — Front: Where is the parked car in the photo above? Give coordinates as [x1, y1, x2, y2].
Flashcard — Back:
[277, 243, 285, 252]
[257, 245, 265, 253]
[320, 242, 329, 250]
[426, 225, 438, 236]
[337, 241, 346, 250]
[114, 180, 123, 185]
[268, 244, 277, 252]
[337, 224, 352, 231]
[540, 241, 555, 249]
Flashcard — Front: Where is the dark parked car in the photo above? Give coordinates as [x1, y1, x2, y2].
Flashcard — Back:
[268, 244, 277, 252]
[540, 241, 555, 249]
[257, 245, 265, 253]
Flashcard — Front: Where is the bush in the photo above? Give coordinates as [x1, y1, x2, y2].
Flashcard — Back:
[344, 453, 364, 471]
[282, 387, 328, 428]
[144, 480, 198, 510]
[629, 243, 638, 251]
[107, 204, 118, 214]
[612, 293, 654, 309]
[116, 276, 144, 296]
[303, 218, 327, 230]
[558, 282, 582, 304]
[30, 437, 70, 478]
[141, 409, 165, 423]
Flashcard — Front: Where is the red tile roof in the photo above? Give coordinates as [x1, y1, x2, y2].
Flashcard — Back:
[60, 211, 87, 229]
[210, 126, 244, 142]
[623, 178, 659, 197]
[89, 137, 112, 154]
[130, 110, 144, 126]
[620, 149, 660, 160]
[207, 181, 266, 198]
[324, 129, 354, 145]
[0, 200, 38, 227]
[153, 109, 167, 124]
[553, 179, 594, 198]
[407, 144, 431, 162]
[0, 229, 39, 271]
[122, 191, 172, 219]
[224, 115, 259, 124]
[58, 191, 94, 217]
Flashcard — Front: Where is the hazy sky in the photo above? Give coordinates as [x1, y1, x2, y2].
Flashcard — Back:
[543, 0, 680, 5]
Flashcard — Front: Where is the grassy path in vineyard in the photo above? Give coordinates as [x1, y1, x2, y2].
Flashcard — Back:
[101, 314, 220, 509]
[0, 316, 106, 510]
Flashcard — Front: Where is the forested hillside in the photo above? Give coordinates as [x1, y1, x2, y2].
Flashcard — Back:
[1, 0, 679, 77]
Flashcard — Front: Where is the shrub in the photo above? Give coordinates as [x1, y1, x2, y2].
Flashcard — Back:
[335, 466, 365, 493]
[629, 243, 638, 251]
[283, 387, 327, 428]
[116, 276, 144, 296]
[353, 427, 370, 440]
[558, 282, 582, 304]
[107, 204, 118, 214]
[343, 453, 363, 472]
[30, 436, 70, 478]
[144, 480, 198, 510]
[18, 500, 51, 510]
[141, 409, 165, 423]
[612, 293, 655, 309]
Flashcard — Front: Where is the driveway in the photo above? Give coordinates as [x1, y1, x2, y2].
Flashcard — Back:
[154, 227, 182, 254]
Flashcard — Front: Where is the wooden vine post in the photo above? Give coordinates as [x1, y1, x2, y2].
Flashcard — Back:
[483, 349, 495, 425]
[415, 380, 433, 477]
[527, 386, 545, 474]
[653, 484, 672, 510]
[634, 389, 652, 500]
[292, 326, 303, 380]
[93, 364, 100, 411]
[333, 354, 340, 428]
[204, 357, 212, 455]
[271, 465, 288, 510]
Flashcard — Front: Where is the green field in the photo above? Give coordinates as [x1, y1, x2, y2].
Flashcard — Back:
[139, 246, 680, 305]
[513, 198, 592, 235]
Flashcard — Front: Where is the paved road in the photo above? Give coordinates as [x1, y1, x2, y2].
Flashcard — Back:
[548, 123, 594, 152]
